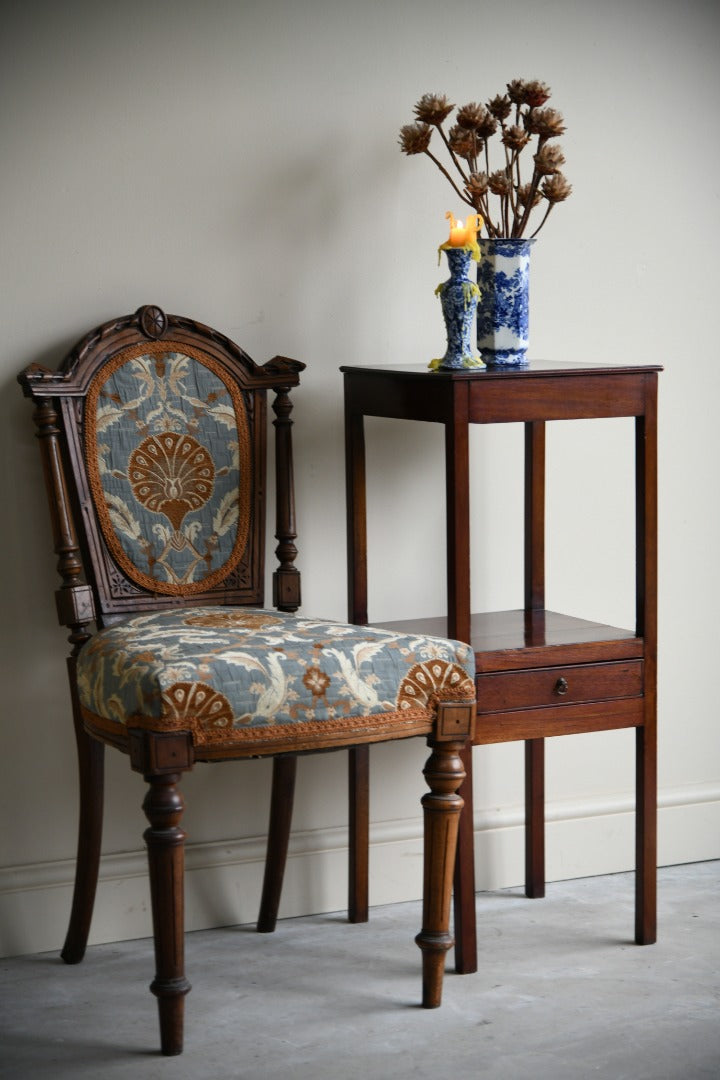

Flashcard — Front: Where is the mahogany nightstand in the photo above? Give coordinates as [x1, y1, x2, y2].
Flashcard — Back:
[342, 360, 660, 973]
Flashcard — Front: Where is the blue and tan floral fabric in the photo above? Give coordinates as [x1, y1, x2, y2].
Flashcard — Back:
[85, 342, 251, 595]
[76, 607, 475, 752]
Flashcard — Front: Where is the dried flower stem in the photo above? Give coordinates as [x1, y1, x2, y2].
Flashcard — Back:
[513, 154, 544, 238]
[437, 125, 470, 184]
[529, 203, 554, 238]
[424, 148, 473, 207]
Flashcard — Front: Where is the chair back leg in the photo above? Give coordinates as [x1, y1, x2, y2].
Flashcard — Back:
[61, 657, 105, 965]
[257, 755, 298, 933]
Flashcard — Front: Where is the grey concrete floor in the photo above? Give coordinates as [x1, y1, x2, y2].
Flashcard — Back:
[1, 861, 718, 1080]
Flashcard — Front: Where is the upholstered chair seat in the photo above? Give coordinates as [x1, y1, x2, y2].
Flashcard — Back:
[77, 606, 474, 756]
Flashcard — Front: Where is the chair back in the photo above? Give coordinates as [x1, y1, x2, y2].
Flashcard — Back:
[19, 306, 304, 640]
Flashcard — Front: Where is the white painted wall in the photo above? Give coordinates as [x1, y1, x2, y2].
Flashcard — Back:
[1, 0, 718, 957]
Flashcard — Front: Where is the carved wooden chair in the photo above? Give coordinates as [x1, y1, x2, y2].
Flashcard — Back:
[18, 306, 476, 1056]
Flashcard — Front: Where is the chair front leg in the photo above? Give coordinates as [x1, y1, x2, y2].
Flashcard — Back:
[143, 772, 191, 1056]
[416, 702, 474, 1008]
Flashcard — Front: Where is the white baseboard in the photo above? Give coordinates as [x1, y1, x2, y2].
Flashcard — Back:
[1, 782, 718, 958]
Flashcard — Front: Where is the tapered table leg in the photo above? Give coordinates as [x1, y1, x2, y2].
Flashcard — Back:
[635, 396, 658, 944]
[525, 738, 546, 898]
[349, 745, 369, 923]
[453, 745, 477, 973]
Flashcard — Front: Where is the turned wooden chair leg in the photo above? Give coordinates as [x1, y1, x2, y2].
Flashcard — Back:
[348, 745, 369, 923]
[416, 704, 472, 1008]
[62, 661, 105, 965]
[257, 755, 297, 933]
[143, 773, 191, 1057]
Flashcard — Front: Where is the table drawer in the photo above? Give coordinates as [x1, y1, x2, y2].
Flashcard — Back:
[476, 661, 643, 714]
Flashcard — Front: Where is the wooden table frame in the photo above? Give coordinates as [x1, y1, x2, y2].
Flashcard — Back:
[342, 360, 660, 973]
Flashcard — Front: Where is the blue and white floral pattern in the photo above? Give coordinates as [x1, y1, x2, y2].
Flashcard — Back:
[76, 607, 476, 751]
[431, 248, 483, 371]
[84, 342, 251, 595]
[477, 238, 534, 367]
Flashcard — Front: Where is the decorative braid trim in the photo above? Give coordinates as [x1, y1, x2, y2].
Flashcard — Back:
[80, 703, 435, 756]
[84, 340, 253, 597]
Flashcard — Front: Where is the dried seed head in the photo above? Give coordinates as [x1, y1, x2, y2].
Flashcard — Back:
[414, 93, 454, 125]
[517, 183, 542, 209]
[506, 79, 528, 105]
[466, 171, 489, 197]
[502, 125, 530, 152]
[534, 143, 566, 175]
[487, 94, 512, 121]
[524, 80, 552, 108]
[477, 111, 498, 139]
[541, 173, 573, 203]
[448, 124, 477, 160]
[399, 122, 432, 155]
[488, 169, 513, 195]
[526, 107, 566, 138]
[456, 102, 487, 131]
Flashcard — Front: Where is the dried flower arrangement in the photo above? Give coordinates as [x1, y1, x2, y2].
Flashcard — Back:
[399, 79, 572, 239]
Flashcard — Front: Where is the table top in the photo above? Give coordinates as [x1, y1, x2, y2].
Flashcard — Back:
[342, 359, 661, 423]
[341, 360, 663, 380]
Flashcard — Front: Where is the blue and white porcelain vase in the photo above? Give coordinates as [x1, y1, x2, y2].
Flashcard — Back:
[431, 247, 483, 371]
[477, 238, 535, 367]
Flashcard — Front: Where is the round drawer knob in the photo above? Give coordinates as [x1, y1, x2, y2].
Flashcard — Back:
[554, 677, 569, 696]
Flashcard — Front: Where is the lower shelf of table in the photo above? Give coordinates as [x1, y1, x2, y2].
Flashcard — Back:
[375, 609, 642, 668]
[375, 609, 647, 745]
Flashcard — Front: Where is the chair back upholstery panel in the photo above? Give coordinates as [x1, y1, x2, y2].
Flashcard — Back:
[85, 341, 254, 598]
[20, 308, 303, 626]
